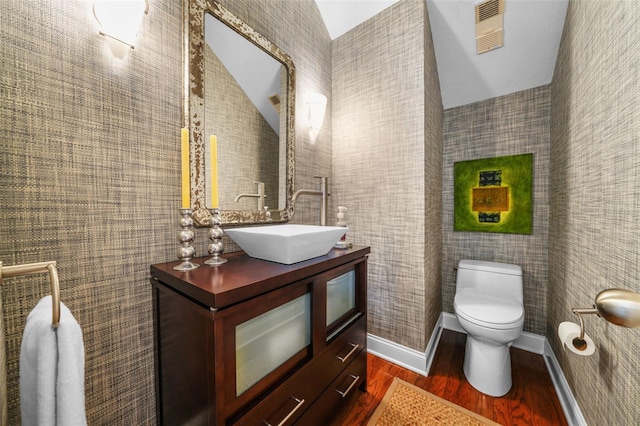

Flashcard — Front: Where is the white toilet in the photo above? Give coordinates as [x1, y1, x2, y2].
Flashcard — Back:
[454, 259, 524, 397]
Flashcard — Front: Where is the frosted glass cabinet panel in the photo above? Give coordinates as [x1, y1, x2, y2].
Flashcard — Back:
[326, 270, 356, 327]
[236, 293, 311, 396]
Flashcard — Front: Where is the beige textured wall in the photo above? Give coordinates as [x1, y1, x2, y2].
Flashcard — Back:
[548, 0, 640, 424]
[442, 86, 551, 335]
[0, 1, 181, 423]
[332, 0, 443, 352]
[0, 0, 331, 423]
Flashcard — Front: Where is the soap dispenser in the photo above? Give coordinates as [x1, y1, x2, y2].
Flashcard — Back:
[334, 206, 352, 249]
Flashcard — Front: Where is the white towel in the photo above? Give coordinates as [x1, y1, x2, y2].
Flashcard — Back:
[20, 296, 87, 426]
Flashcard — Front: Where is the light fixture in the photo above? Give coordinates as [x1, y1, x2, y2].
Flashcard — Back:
[93, 0, 149, 59]
[307, 93, 327, 131]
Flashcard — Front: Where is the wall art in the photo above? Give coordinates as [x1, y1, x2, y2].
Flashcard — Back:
[454, 153, 533, 234]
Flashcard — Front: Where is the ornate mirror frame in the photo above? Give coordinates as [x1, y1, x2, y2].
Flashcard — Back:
[183, 0, 296, 227]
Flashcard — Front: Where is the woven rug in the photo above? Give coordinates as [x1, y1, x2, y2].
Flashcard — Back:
[367, 378, 500, 426]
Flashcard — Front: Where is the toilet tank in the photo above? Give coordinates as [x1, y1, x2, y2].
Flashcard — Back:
[456, 260, 523, 302]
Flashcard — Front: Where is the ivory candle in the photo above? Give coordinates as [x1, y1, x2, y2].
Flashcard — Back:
[181, 128, 190, 209]
[210, 135, 219, 208]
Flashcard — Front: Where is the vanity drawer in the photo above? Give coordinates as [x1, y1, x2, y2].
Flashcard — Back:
[234, 357, 327, 426]
[294, 348, 367, 425]
[317, 315, 366, 380]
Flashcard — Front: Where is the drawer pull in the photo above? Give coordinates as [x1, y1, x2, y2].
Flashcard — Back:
[335, 374, 360, 398]
[263, 396, 305, 426]
[335, 343, 359, 363]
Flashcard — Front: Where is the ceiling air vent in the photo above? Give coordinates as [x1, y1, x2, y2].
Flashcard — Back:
[269, 94, 281, 113]
[475, 0, 505, 54]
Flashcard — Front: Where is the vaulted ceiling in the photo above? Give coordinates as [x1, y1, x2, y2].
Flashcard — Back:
[315, 0, 568, 109]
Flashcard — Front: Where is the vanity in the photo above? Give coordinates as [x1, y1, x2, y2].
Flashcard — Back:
[150, 245, 369, 425]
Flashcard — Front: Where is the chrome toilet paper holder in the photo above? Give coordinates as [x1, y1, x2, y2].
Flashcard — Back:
[571, 288, 640, 351]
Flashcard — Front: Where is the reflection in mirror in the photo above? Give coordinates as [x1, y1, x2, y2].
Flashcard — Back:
[204, 13, 286, 212]
[185, 0, 295, 226]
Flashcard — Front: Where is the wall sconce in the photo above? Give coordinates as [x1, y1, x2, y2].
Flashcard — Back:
[93, 0, 149, 59]
[307, 93, 328, 131]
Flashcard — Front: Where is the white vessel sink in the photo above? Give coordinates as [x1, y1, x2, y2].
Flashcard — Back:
[225, 224, 348, 264]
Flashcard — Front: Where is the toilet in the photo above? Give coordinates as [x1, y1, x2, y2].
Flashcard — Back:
[454, 259, 524, 397]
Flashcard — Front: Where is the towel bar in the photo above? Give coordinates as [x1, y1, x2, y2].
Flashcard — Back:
[0, 261, 61, 328]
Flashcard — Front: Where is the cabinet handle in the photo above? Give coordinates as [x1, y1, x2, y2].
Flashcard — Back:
[335, 374, 360, 398]
[335, 343, 359, 363]
[263, 396, 305, 426]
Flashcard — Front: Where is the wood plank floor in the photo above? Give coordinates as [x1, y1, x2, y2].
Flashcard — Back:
[330, 329, 568, 426]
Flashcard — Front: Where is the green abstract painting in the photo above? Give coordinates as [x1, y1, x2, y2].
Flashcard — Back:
[454, 153, 533, 234]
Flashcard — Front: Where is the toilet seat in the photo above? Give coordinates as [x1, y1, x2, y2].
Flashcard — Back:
[454, 288, 524, 329]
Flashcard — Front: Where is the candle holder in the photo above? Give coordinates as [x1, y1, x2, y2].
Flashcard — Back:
[205, 208, 228, 266]
[173, 208, 200, 271]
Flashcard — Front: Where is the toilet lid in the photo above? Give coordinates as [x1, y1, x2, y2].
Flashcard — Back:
[454, 288, 524, 328]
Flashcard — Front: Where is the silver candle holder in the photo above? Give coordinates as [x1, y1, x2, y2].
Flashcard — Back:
[173, 208, 200, 271]
[204, 208, 227, 266]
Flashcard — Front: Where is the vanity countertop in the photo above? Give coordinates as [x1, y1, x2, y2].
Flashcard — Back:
[150, 245, 370, 310]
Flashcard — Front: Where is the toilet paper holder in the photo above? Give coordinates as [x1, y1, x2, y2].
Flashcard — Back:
[571, 288, 640, 350]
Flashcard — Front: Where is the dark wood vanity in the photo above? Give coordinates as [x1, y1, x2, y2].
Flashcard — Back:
[151, 246, 369, 425]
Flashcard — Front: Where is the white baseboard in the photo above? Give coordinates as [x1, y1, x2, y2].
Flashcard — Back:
[366, 313, 445, 376]
[543, 339, 587, 426]
[367, 334, 430, 376]
[423, 314, 444, 374]
[367, 311, 585, 426]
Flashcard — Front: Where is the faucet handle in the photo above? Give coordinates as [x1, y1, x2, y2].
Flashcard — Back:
[254, 182, 266, 197]
[313, 176, 330, 196]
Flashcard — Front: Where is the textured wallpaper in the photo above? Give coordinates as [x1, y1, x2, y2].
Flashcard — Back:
[332, 0, 443, 352]
[0, 0, 331, 423]
[0, 0, 182, 423]
[0, 1, 182, 425]
[442, 86, 551, 336]
[548, 0, 640, 424]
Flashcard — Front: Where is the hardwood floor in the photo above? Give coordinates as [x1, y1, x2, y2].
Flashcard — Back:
[330, 329, 568, 426]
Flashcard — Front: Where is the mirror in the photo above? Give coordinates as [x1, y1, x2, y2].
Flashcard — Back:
[184, 0, 295, 227]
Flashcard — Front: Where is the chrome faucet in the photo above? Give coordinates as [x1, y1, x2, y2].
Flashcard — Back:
[234, 182, 266, 211]
[292, 176, 329, 226]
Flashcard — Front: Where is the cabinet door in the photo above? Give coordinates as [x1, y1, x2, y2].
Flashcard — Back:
[222, 280, 313, 421]
[236, 293, 311, 395]
[326, 270, 356, 327]
[324, 259, 367, 341]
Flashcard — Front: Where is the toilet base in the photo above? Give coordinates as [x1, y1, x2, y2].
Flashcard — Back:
[463, 336, 512, 397]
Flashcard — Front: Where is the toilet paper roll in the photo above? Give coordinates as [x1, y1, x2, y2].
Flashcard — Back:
[558, 321, 595, 356]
